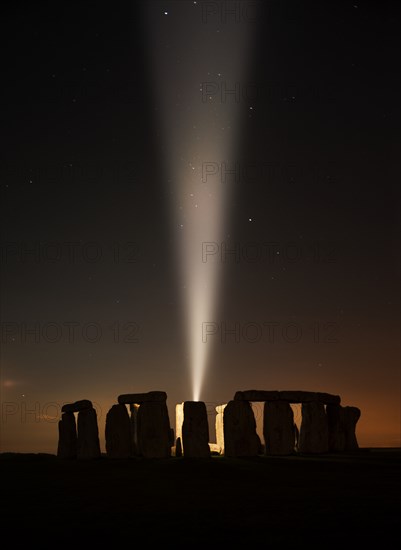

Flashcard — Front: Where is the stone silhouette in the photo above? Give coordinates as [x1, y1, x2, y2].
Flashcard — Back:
[77, 407, 101, 460]
[181, 401, 210, 458]
[327, 403, 346, 452]
[175, 437, 182, 457]
[299, 402, 328, 453]
[327, 404, 361, 452]
[137, 401, 172, 458]
[343, 406, 361, 450]
[57, 390, 360, 459]
[264, 401, 296, 455]
[57, 411, 77, 458]
[223, 400, 259, 457]
[105, 404, 133, 458]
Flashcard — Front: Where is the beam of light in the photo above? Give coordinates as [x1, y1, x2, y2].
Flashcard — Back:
[143, 1, 258, 400]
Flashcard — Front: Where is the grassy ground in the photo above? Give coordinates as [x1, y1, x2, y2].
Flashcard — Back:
[1, 449, 400, 546]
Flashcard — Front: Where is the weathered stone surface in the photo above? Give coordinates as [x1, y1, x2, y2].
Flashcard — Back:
[118, 391, 167, 405]
[234, 390, 340, 405]
[223, 400, 260, 457]
[299, 402, 328, 453]
[105, 404, 133, 458]
[343, 406, 360, 451]
[215, 404, 227, 454]
[77, 408, 101, 460]
[182, 401, 210, 458]
[57, 411, 77, 458]
[175, 437, 182, 457]
[136, 401, 171, 458]
[264, 401, 296, 455]
[61, 399, 93, 413]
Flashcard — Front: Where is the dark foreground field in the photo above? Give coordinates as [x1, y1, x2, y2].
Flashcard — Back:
[1, 449, 400, 546]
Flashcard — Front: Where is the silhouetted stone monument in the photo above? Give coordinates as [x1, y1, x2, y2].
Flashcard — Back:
[299, 402, 328, 453]
[223, 400, 259, 457]
[105, 404, 133, 458]
[181, 401, 210, 458]
[137, 401, 172, 458]
[77, 407, 101, 459]
[264, 401, 296, 455]
[57, 411, 77, 458]
[57, 389, 360, 460]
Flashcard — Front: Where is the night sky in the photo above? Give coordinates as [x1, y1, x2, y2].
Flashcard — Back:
[1, 0, 400, 453]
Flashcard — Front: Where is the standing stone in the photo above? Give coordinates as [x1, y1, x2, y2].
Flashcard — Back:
[299, 402, 328, 453]
[137, 401, 171, 458]
[343, 406, 360, 451]
[57, 411, 77, 458]
[175, 437, 182, 457]
[182, 401, 210, 458]
[130, 404, 140, 456]
[264, 401, 296, 455]
[327, 403, 346, 452]
[223, 400, 259, 457]
[215, 404, 227, 454]
[327, 404, 361, 452]
[105, 404, 133, 458]
[77, 407, 101, 460]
